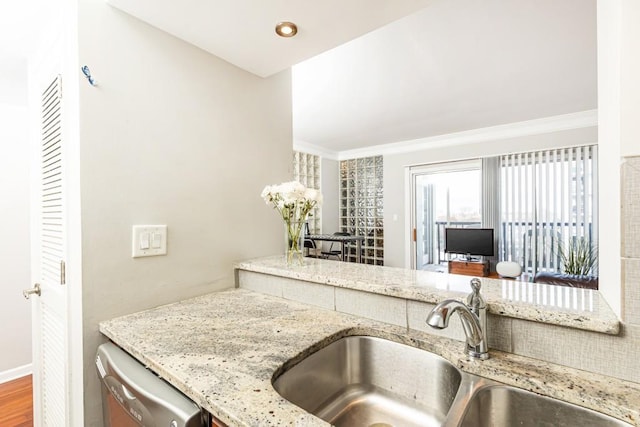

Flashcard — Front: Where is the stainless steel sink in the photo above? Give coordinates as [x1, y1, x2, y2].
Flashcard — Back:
[458, 385, 631, 427]
[272, 336, 462, 427]
[273, 335, 632, 427]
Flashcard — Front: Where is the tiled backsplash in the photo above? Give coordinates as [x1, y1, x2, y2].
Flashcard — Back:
[625, 259, 640, 325]
[621, 157, 640, 326]
[623, 156, 640, 259]
[623, 156, 640, 326]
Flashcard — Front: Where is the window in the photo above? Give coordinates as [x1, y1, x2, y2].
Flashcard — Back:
[499, 145, 598, 275]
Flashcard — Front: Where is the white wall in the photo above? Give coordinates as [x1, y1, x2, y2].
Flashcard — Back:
[0, 58, 28, 106]
[383, 126, 598, 268]
[76, 1, 292, 425]
[0, 102, 31, 379]
[597, 0, 640, 318]
[621, 0, 640, 157]
[321, 157, 339, 233]
[596, 0, 622, 316]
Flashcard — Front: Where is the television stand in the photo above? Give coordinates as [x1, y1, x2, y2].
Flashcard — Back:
[448, 259, 489, 277]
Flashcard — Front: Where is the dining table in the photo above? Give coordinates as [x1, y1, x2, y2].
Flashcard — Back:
[306, 234, 365, 263]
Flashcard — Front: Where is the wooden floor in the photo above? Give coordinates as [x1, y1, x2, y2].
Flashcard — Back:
[0, 375, 33, 427]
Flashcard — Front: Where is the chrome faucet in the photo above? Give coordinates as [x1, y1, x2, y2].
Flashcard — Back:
[426, 278, 489, 360]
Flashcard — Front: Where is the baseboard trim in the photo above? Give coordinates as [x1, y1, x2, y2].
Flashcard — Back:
[0, 364, 33, 384]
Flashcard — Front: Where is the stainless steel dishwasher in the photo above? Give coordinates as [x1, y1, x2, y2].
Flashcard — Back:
[96, 342, 207, 427]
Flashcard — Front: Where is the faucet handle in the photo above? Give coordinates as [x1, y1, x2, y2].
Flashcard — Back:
[470, 277, 482, 293]
[467, 278, 486, 310]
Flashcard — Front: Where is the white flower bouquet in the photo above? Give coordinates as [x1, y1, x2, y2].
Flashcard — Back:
[261, 181, 323, 265]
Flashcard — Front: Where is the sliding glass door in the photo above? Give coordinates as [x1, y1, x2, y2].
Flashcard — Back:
[408, 146, 597, 275]
[410, 160, 481, 270]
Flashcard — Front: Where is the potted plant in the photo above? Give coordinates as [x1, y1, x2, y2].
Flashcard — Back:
[556, 236, 598, 276]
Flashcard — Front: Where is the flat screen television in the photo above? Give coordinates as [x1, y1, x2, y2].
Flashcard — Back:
[445, 228, 494, 259]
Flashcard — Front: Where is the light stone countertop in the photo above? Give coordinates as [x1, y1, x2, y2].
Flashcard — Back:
[99, 288, 640, 427]
[235, 256, 620, 334]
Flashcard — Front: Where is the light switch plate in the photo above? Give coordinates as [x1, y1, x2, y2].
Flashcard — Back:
[132, 225, 167, 258]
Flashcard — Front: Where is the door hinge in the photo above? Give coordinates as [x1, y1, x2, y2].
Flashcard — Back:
[60, 260, 66, 285]
[412, 228, 417, 242]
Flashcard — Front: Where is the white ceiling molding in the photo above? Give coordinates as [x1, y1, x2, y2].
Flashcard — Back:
[336, 110, 598, 161]
[293, 140, 339, 160]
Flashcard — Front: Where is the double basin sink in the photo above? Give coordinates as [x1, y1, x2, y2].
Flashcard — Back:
[272, 336, 630, 427]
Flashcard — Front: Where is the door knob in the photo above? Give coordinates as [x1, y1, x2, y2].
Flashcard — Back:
[23, 283, 41, 299]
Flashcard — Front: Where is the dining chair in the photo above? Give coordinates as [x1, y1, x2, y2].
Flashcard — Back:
[303, 222, 321, 257]
[321, 231, 351, 260]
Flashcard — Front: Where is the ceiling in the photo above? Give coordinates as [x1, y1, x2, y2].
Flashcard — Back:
[3, 0, 597, 152]
[108, 0, 597, 153]
[105, 0, 433, 78]
[293, 0, 598, 152]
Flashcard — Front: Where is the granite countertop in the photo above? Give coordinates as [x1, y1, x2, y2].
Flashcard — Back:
[236, 256, 620, 334]
[99, 288, 640, 427]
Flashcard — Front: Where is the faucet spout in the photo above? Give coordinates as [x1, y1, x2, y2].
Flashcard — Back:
[427, 300, 484, 347]
[426, 278, 489, 360]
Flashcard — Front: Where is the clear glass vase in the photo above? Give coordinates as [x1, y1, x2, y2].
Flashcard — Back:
[285, 220, 304, 266]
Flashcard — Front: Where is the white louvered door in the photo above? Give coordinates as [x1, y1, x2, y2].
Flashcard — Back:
[32, 74, 69, 426]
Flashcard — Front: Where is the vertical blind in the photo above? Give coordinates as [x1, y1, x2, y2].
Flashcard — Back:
[499, 145, 598, 274]
[482, 157, 500, 270]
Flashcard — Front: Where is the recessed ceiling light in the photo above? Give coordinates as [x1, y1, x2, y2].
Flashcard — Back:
[275, 21, 298, 38]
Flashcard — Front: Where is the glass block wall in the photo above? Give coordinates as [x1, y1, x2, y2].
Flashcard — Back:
[293, 151, 322, 234]
[339, 156, 384, 265]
